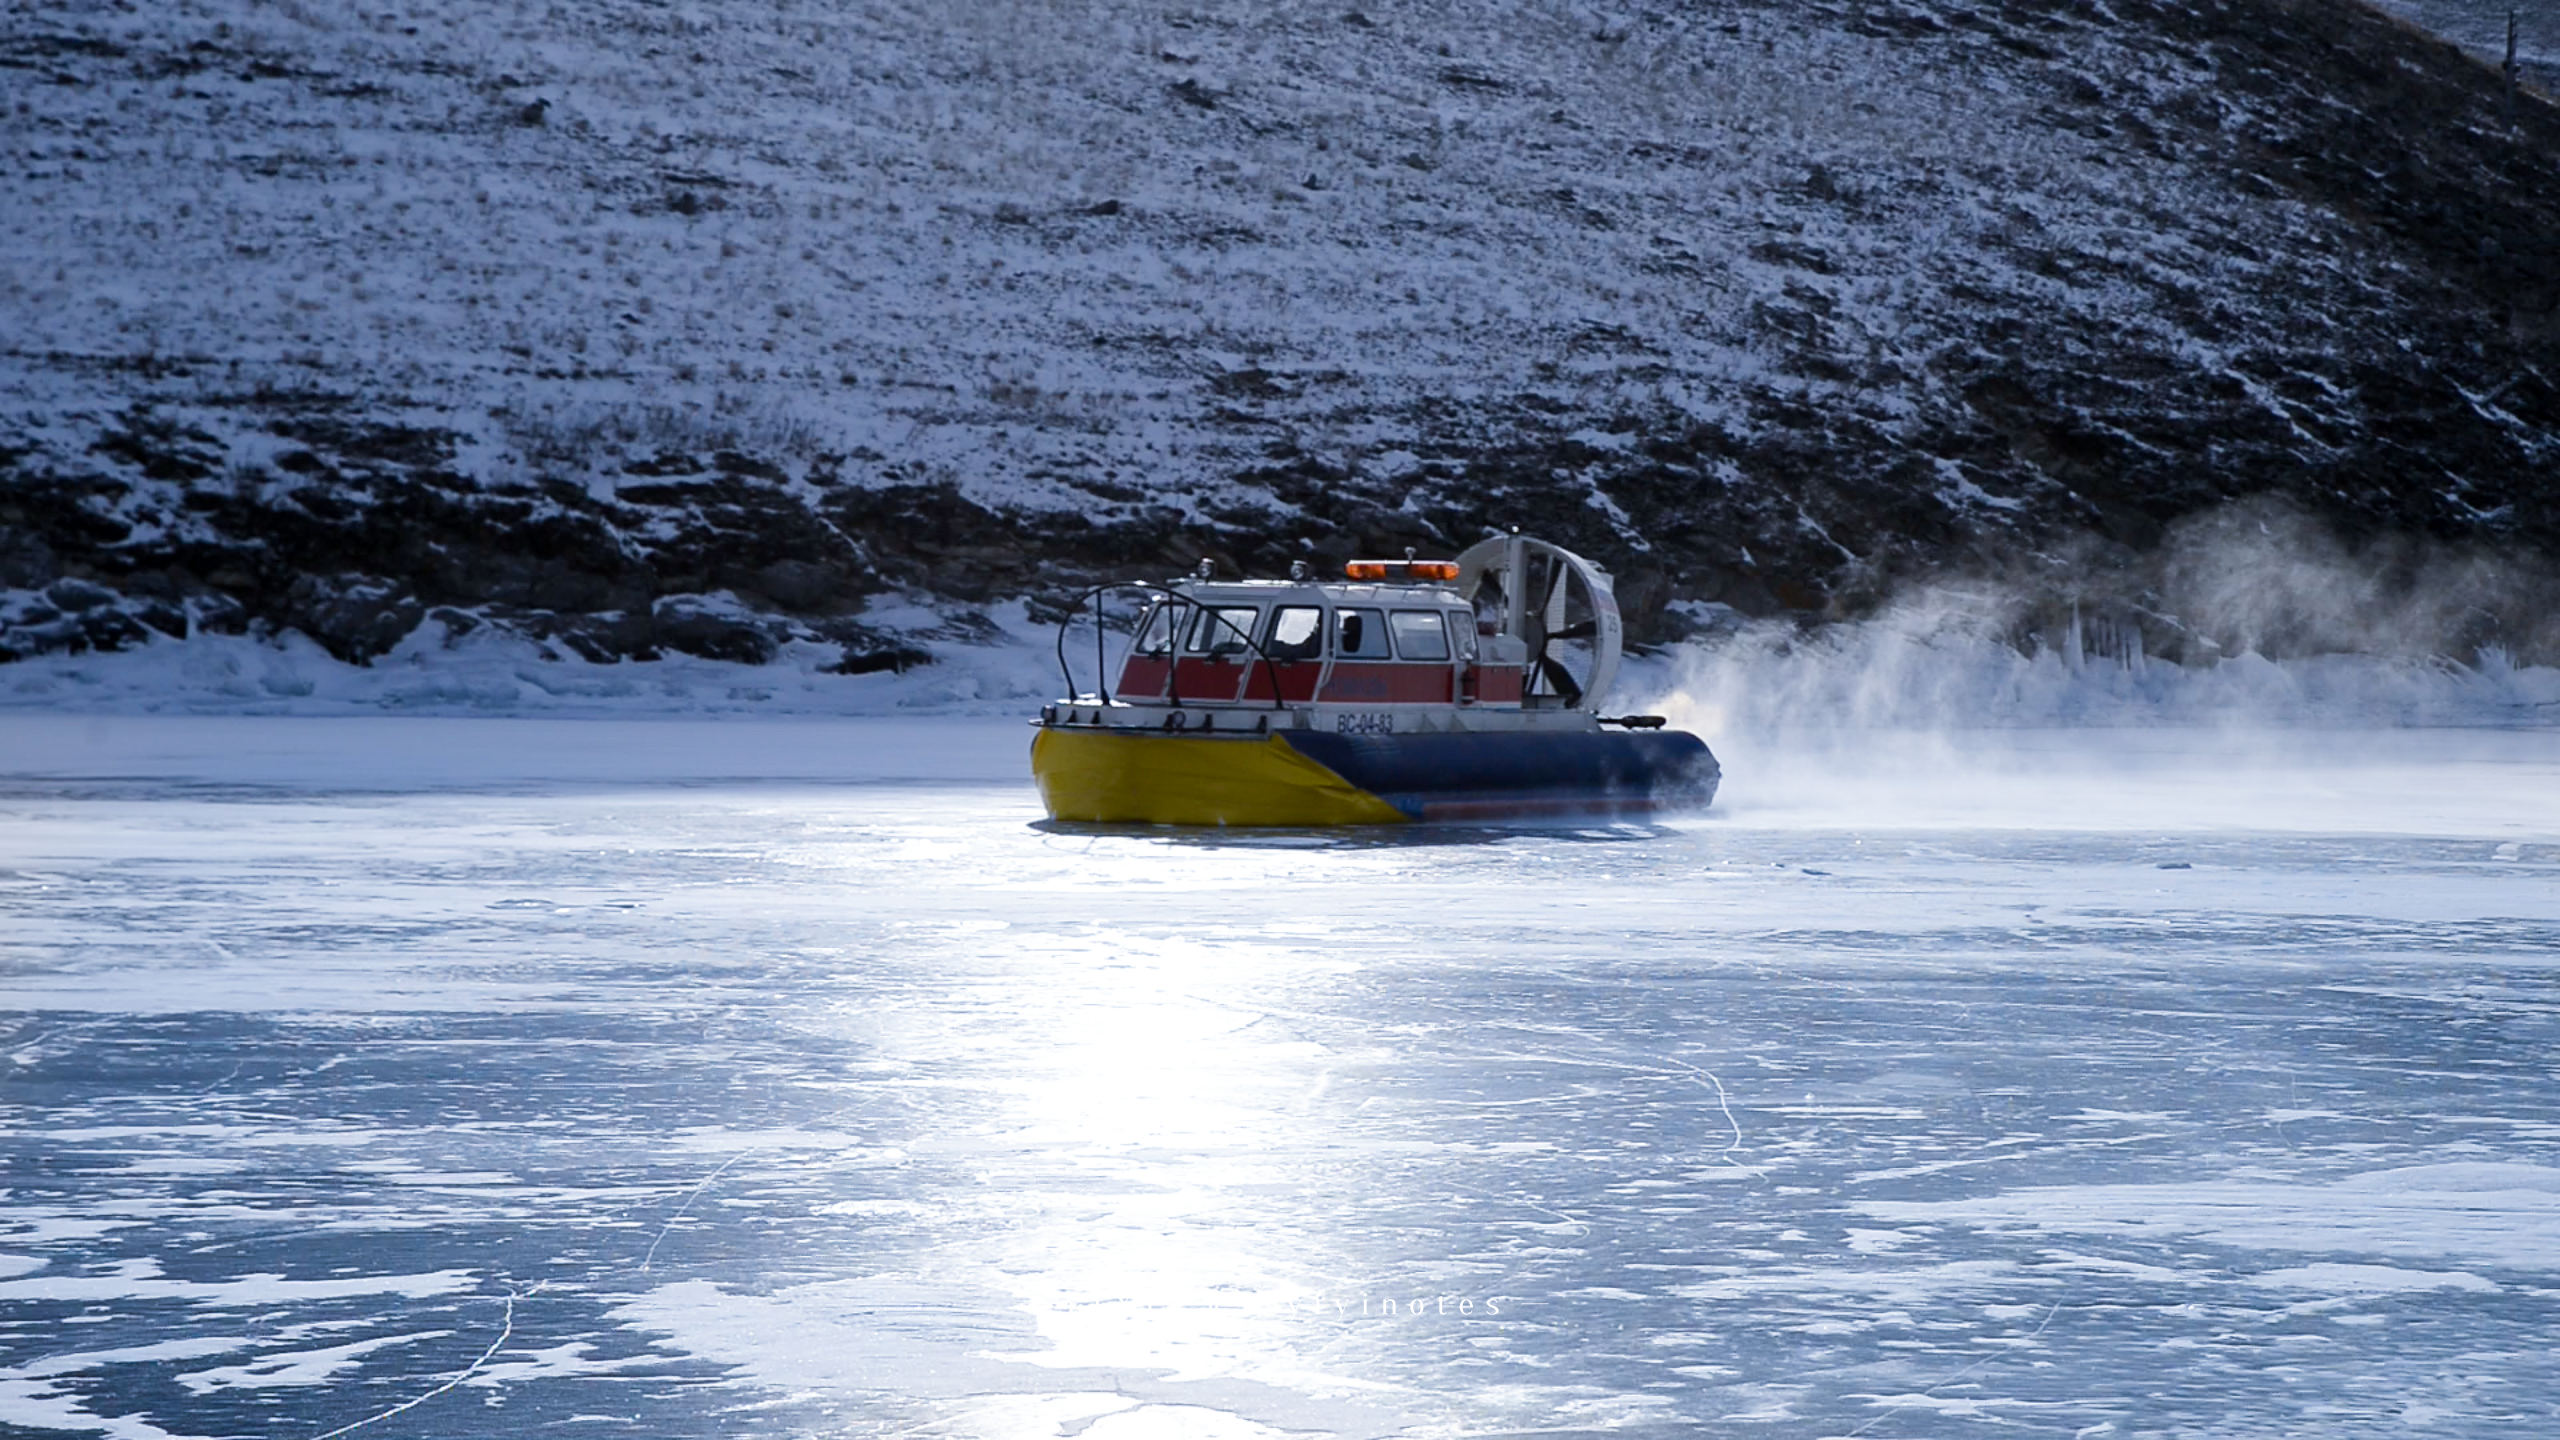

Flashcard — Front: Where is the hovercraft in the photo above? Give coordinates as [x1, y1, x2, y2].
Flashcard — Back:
[1030, 533, 1719, 826]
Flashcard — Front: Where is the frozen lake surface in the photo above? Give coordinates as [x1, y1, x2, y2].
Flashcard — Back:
[3, 715, 2558, 1439]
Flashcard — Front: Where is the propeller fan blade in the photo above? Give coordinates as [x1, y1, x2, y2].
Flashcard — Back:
[1538, 653, 1584, 708]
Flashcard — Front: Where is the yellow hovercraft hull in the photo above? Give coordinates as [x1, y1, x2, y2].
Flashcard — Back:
[1030, 727, 1410, 827]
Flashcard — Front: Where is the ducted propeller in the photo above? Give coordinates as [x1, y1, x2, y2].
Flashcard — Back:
[1452, 534, 1623, 711]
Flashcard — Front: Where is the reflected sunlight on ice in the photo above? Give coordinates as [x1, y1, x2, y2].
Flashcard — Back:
[2, 715, 2556, 1437]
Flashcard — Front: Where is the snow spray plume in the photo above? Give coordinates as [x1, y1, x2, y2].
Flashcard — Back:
[2147, 497, 2560, 668]
[1639, 497, 2560, 736]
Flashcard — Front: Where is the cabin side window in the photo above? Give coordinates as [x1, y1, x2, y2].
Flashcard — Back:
[1265, 606, 1323, 661]
[1186, 605, 1263, 656]
[1335, 608, 1391, 659]
[1447, 610, 1478, 662]
[1390, 610, 1449, 661]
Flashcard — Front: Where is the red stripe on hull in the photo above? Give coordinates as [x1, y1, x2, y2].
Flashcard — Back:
[1241, 662, 1323, 703]
[1319, 663, 1452, 704]
[1116, 655, 1168, 696]
[1115, 655, 1254, 703]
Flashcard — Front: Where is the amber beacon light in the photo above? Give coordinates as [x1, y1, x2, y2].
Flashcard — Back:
[1344, 559, 1462, 581]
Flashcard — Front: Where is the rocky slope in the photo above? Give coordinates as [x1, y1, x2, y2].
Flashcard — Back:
[4, 0, 2558, 678]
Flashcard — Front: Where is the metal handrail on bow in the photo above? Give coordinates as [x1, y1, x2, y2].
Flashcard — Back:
[1050, 582, 1290, 712]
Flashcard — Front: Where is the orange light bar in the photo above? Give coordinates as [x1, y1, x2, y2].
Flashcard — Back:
[1344, 559, 1461, 582]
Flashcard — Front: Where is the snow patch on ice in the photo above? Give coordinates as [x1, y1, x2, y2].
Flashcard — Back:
[2244, 1263, 2499, 1295]
[0, 1262, 479, 1307]
[1858, 1163, 2560, 1271]
[0, 1338, 250, 1440]
[1078, 1405, 1304, 1440]
[608, 1275, 1054, 1398]
[175, 1331, 450, 1393]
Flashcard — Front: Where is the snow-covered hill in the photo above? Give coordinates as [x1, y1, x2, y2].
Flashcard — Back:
[5, 0, 2558, 685]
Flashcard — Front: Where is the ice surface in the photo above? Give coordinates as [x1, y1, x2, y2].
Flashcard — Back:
[2, 714, 2557, 1437]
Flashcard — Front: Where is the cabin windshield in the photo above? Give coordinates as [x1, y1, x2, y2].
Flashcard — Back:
[1131, 602, 1182, 656]
[1186, 605, 1263, 656]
